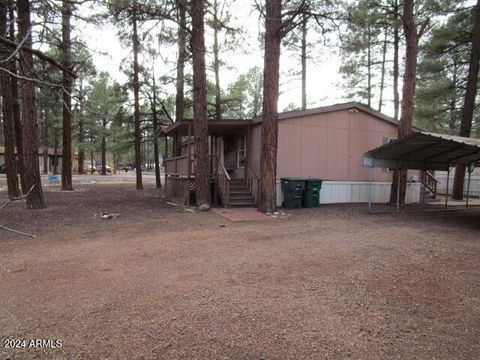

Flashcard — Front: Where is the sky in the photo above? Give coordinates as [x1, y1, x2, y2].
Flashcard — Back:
[78, 2, 384, 117]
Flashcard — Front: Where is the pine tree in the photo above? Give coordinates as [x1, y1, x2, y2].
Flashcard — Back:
[17, 0, 45, 208]
[175, 0, 187, 125]
[416, 8, 473, 133]
[257, 0, 309, 213]
[224, 67, 263, 119]
[282, 1, 336, 110]
[61, 0, 74, 191]
[0, 0, 19, 198]
[192, 0, 210, 208]
[340, 0, 386, 109]
[453, 0, 480, 200]
[389, 0, 460, 204]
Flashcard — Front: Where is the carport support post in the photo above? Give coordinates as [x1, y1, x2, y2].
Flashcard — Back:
[466, 163, 472, 208]
[368, 166, 372, 212]
[187, 124, 192, 178]
[445, 164, 450, 210]
[396, 160, 401, 212]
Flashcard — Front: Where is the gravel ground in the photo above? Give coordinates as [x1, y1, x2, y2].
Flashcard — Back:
[0, 184, 479, 359]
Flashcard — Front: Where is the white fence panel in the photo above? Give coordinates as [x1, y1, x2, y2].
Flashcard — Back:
[435, 169, 480, 196]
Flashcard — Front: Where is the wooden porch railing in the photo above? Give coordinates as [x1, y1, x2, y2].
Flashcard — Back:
[217, 162, 231, 206]
[165, 154, 218, 178]
[422, 170, 438, 199]
[164, 154, 194, 177]
[245, 159, 259, 203]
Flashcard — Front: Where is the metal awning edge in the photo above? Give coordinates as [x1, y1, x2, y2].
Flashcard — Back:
[363, 131, 480, 169]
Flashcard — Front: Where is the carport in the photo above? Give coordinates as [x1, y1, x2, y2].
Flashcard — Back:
[363, 131, 480, 212]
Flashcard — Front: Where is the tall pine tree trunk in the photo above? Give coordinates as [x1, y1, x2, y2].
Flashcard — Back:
[259, 0, 281, 213]
[90, 148, 94, 174]
[175, 1, 186, 118]
[101, 117, 107, 176]
[378, 27, 388, 113]
[301, 13, 307, 110]
[78, 117, 84, 174]
[452, 0, 480, 200]
[17, 0, 44, 208]
[152, 114, 161, 188]
[390, 0, 418, 205]
[53, 128, 59, 175]
[367, 26, 372, 107]
[0, 0, 20, 198]
[132, 6, 143, 190]
[393, 0, 400, 122]
[9, 0, 26, 193]
[61, 0, 73, 190]
[213, 0, 222, 119]
[152, 71, 161, 188]
[448, 57, 458, 131]
[43, 110, 49, 174]
[192, 0, 210, 207]
[174, 0, 186, 156]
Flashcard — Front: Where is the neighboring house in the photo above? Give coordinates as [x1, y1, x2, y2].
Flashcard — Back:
[162, 102, 421, 207]
[0, 146, 63, 174]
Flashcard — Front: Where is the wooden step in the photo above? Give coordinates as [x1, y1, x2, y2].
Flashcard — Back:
[229, 200, 256, 207]
[230, 181, 247, 186]
[230, 194, 255, 201]
[230, 188, 251, 195]
[230, 185, 249, 190]
[218, 179, 257, 207]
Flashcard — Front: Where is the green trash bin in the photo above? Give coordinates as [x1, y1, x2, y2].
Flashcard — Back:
[281, 177, 305, 208]
[302, 178, 322, 208]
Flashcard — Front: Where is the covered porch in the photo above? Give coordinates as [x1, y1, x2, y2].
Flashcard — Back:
[161, 119, 259, 207]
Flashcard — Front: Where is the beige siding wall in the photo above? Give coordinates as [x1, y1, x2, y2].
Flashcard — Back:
[277, 109, 397, 181]
[249, 109, 399, 182]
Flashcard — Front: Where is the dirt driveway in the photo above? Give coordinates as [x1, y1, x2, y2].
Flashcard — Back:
[1, 184, 479, 359]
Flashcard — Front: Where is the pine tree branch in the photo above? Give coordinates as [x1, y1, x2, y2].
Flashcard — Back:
[0, 35, 76, 78]
[0, 65, 63, 89]
[158, 99, 174, 124]
[0, 25, 31, 64]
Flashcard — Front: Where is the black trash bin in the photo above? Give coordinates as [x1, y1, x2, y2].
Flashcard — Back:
[302, 178, 322, 208]
[281, 177, 305, 208]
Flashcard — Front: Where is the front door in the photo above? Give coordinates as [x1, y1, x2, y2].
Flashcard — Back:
[220, 133, 246, 179]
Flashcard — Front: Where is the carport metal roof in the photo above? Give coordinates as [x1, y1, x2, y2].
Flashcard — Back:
[363, 131, 480, 171]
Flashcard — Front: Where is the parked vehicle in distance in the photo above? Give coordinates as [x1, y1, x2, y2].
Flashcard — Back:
[87, 164, 97, 173]
[120, 165, 134, 172]
[86, 164, 111, 174]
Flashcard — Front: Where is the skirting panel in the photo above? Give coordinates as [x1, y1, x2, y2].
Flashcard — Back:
[275, 180, 421, 206]
[166, 177, 195, 205]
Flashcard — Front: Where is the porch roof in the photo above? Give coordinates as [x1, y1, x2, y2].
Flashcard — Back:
[161, 118, 250, 136]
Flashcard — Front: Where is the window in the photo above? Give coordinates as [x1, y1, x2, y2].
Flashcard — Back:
[237, 135, 245, 168]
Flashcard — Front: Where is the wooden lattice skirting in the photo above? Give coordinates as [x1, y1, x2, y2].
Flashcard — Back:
[165, 177, 195, 206]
